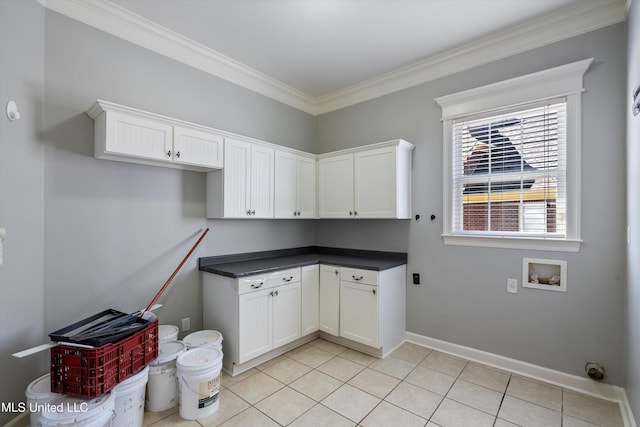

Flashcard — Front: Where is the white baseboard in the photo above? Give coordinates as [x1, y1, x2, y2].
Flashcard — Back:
[405, 331, 637, 427]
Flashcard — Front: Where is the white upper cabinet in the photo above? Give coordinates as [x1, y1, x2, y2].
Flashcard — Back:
[90, 101, 414, 221]
[274, 150, 317, 218]
[207, 138, 275, 218]
[173, 126, 223, 169]
[88, 100, 223, 171]
[318, 154, 354, 218]
[318, 140, 414, 219]
[250, 144, 276, 218]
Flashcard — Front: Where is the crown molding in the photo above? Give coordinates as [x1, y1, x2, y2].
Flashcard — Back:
[41, 0, 626, 116]
[40, 0, 318, 115]
[314, 0, 626, 114]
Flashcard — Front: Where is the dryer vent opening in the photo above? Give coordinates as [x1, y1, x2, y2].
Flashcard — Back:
[585, 361, 605, 381]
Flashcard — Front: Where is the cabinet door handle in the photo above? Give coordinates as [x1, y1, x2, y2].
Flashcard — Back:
[251, 210, 256, 215]
[282, 276, 293, 282]
[354, 211, 358, 216]
[251, 282, 263, 289]
[269, 290, 274, 296]
[335, 270, 339, 275]
[176, 151, 181, 158]
[349, 211, 353, 216]
[373, 288, 376, 295]
[275, 290, 279, 296]
[166, 150, 171, 157]
[352, 275, 363, 281]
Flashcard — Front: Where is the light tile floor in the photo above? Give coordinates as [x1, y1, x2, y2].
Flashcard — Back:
[142, 339, 624, 427]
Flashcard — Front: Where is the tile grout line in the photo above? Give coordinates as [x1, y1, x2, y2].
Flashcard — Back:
[494, 374, 513, 427]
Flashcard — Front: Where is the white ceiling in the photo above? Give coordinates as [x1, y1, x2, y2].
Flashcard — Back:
[44, 0, 627, 114]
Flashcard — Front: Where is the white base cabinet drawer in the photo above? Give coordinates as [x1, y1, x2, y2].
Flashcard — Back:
[340, 267, 378, 286]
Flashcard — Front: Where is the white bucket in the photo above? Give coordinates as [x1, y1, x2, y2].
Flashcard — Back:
[112, 366, 148, 427]
[176, 347, 222, 420]
[38, 392, 114, 427]
[145, 340, 187, 412]
[158, 325, 179, 343]
[182, 330, 223, 351]
[25, 373, 58, 427]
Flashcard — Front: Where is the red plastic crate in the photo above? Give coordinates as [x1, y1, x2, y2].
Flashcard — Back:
[50, 319, 158, 398]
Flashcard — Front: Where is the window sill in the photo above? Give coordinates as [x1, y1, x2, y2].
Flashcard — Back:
[442, 234, 582, 252]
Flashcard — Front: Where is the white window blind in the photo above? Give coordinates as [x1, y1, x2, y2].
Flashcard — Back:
[451, 100, 567, 238]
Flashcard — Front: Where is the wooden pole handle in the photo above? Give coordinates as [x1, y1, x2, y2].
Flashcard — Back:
[142, 228, 210, 315]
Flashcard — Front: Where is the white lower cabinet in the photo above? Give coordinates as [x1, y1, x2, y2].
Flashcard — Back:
[335, 265, 406, 353]
[238, 287, 273, 362]
[237, 273, 301, 363]
[301, 265, 320, 336]
[319, 265, 340, 336]
[203, 262, 406, 374]
[272, 281, 302, 348]
[340, 280, 379, 348]
[204, 267, 302, 371]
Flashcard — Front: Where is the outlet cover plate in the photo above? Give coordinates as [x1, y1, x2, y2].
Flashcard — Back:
[507, 279, 518, 294]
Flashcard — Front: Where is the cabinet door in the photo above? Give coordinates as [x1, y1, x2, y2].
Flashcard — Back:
[106, 111, 172, 161]
[274, 150, 297, 218]
[319, 265, 340, 336]
[238, 287, 273, 363]
[223, 138, 251, 218]
[250, 144, 275, 218]
[355, 146, 397, 218]
[318, 154, 354, 218]
[296, 156, 317, 218]
[173, 126, 223, 169]
[301, 265, 319, 336]
[272, 282, 301, 348]
[340, 281, 378, 347]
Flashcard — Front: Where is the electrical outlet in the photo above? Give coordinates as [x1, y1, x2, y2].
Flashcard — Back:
[181, 317, 191, 332]
[507, 279, 518, 294]
[412, 273, 420, 285]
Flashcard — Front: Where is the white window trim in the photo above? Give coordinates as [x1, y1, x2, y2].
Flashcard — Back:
[435, 58, 593, 252]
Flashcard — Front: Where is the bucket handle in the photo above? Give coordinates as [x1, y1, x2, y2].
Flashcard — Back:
[180, 375, 219, 398]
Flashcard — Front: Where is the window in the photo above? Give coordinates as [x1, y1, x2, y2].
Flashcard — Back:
[435, 59, 592, 252]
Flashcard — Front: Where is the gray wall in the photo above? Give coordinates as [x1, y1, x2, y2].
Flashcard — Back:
[40, 3, 314, 389]
[0, 3, 633, 421]
[626, 0, 640, 419]
[0, 1, 46, 423]
[316, 24, 628, 385]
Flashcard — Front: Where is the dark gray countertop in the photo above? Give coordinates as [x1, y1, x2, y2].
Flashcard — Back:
[199, 246, 407, 278]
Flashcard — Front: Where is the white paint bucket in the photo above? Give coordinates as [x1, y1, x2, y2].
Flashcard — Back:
[158, 324, 179, 343]
[145, 340, 187, 412]
[25, 373, 58, 427]
[38, 392, 114, 427]
[112, 366, 148, 427]
[176, 347, 222, 420]
[182, 330, 223, 351]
